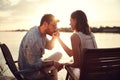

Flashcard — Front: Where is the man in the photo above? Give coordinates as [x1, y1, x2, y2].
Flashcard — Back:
[18, 14, 63, 80]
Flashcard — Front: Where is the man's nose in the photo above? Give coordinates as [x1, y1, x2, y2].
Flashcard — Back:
[54, 28, 58, 31]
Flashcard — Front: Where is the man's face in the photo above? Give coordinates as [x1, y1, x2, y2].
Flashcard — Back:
[46, 21, 58, 36]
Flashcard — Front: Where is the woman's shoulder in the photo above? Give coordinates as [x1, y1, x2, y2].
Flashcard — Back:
[71, 32, 80, 37]
[90, 32, 95, 38]
[74, 32, 85, 38]
[74, 32, 95, 40]
[71, 32, 80, 39]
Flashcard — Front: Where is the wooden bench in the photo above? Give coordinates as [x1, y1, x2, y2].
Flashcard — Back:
[0, 43, 53, 80]
[65, 48, 120, 80]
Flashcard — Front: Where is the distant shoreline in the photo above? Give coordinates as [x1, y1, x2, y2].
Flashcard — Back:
[0, 29, 28, 32]
[59, 26, 120, 34]
[0, 26, 120, 34]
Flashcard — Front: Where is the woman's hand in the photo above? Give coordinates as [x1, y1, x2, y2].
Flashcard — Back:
[52, 30, 60, 38]
[53, 61, 64, 71]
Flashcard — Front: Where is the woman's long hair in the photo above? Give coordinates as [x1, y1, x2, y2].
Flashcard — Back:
[71, 10, 91, 35]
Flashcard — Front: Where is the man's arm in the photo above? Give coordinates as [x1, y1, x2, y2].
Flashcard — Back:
[56, 31, 73, 57]
[45, 32, 57, 49]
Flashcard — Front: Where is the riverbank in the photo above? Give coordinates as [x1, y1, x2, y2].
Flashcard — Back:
[0, 26, 120, 34]
[59, 26, 120, 33]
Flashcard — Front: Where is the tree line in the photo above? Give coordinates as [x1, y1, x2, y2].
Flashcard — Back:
[58, 26, 120, 33]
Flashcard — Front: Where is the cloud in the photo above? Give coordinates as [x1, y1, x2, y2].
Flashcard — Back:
[0, 0, 56, 30]
[0, 0, 11, 10]
[0, 0, 52, 25]
[0, 0, 120, 30]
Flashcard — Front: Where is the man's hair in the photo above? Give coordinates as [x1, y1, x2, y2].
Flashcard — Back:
[40, 14, 55, 26]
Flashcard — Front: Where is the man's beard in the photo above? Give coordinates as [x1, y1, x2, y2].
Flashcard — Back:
[46, 30, 53, 36]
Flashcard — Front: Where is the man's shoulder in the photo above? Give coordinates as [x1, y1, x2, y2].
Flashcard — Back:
[29, 26, 38, 31]
[27, 26, 39, 35]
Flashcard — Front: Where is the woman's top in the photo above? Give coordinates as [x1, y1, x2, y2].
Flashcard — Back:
[72, 32, 97, 79]
[75, 32, 97, 54]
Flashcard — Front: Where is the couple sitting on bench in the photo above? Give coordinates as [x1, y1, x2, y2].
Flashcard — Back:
[18, 10, 97, 80]
[1, 10, 120, 80]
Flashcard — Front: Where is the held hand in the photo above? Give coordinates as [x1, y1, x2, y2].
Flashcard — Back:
[64, 62, 73, 67]
[53, 61, 64, 71]
[52, 30, 60, 38]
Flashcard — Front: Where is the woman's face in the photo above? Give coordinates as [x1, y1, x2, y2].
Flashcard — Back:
[70, 18, 76, 31]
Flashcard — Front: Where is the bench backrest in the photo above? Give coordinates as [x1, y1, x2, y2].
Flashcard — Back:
[80, 48, 120, 80]
[0, 43, 24, 80]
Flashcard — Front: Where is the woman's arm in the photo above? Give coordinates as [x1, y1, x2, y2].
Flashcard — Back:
[45, 32, 58, 50]
[70, 33, 81, 68]
[57, 36, 73, 57]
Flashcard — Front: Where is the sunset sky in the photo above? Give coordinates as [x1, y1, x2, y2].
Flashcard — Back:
[0, 0, 120, 30]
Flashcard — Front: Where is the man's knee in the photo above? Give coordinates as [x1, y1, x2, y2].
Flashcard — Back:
[45, 52, 62, 61]
[55, 52, 62, 59]
[53, 52, 62, 61]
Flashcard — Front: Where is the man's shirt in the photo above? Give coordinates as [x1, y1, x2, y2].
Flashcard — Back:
[18, 26, 47, 70]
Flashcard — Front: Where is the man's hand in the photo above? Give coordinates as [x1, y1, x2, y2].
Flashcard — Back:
[52, 30, 60, 38]
[53, 61, 64, 71]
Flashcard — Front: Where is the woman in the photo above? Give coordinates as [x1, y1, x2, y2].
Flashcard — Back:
[57, 10, 97, 78]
